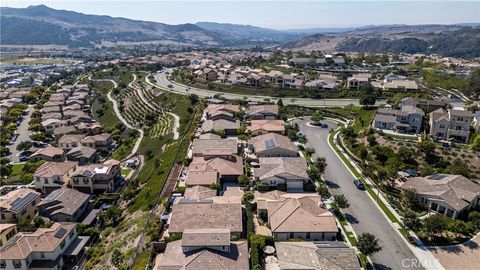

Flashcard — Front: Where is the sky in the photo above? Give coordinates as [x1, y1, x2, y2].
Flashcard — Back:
[1, 0, 479, 29]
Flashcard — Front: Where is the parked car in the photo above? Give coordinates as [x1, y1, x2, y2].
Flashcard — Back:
[11, 134, 19, 142]
[319, 123, 329, 128]
[353, 179, 365, 190]
[19, 156, 30, 162]
[32, 141, 47, 148]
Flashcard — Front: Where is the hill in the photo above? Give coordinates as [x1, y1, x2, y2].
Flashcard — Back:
[0, 5, 227, 47]
[283, 25, 480, 58]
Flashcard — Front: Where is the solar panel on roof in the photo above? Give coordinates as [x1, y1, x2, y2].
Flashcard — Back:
[54, 228, 67, 238]
[10, 193, 38, 212]
[264, 139, 276, 149]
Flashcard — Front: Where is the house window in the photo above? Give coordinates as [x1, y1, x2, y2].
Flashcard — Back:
[44, 179, 49, 184]
[289, 232, 294, 239]
[13, 260, 21, 269]
[439, 124, 446, 129]
[456, 126, 462, 131]
[306, 232, 311, 239]
[60, 239, 65, 249]
[221, 246, 226, 251]
[41, 253, 45, 258]
[0, 260, 6, 268]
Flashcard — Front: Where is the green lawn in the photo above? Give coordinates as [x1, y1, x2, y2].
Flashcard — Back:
[121, 168, 133, 178]
[352, 108, 376, 133]
[11, 164, 24, 176]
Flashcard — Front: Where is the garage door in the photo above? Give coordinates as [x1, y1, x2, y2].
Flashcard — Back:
[287, 180, 303, 190]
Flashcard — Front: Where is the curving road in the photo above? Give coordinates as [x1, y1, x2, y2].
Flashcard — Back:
[148, 69, 387, 107]
[294, 118, 426, 270]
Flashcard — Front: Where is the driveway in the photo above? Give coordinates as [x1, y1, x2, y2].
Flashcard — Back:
[294, 118, 424, 270]
[429, 235, 480, 270]
[8, 105, 34, 162]
[149, 69, 387, 107]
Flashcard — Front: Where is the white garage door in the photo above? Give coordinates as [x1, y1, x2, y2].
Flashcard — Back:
[287, 180, 303, 190]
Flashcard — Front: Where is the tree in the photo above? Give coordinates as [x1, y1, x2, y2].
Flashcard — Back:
[403, 210, 421, 230]
[418, 138, 436, 157]
[367, 134, 376, 146]
[333, 194, 350, 209]
[472, 135, 480, 152]
[398, 146, 415, 163]
[237, 174, 249, 186]
[468, 211, 480, 229]
[16, 141, 32, 151]
[104, 206, 123, 225]
[314, 157, 327, 174]
[310, 112, 324, 125]
[242, 191, 254, 205]
[423, 214, 448, 236]
[357, 233, 382, 257]
[189, 93, 199, 104]
[402, 189, 422, 210]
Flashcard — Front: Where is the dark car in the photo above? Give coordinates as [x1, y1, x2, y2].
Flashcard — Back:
[19, 156, 30, 162]
[319, 123, 329, 128]
[353, 179, 365, 190]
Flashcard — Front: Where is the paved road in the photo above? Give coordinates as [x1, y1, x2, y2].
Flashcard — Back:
[8, 105, 34, 162]
[294, 118, 424, 270]
[149, 69, 387, 107]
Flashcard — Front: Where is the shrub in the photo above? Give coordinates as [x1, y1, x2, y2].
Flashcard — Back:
[256, 183, 271, 192]
[277, 183, 287, 191]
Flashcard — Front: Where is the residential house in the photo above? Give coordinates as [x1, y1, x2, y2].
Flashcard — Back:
[66, 146, 97, 165]
[401, 174, 480, 219]
[201, 119, 241, 135]
[42, 119, 66, 134]
[53, 125, 78, 139]
[373, 105, 424, 133]
[80, 133, 113, 150]
[36, 188, 91, 222]
[246, 105, 279, 120]
[347, 73, 371, 89]
[0, 189, 41, 223]
[0, 223, 88, 270]
[203, 68, 218, 81]
[205, 104, 240, 119]
[189, 154, 243, 182]
[429, 109, 473, 143]
[275, 241, 361, 270]
[0, 224, 17, 247]
[29, 146, 66, 162]
[382, 80, 419, 91]
[247, 120, 285, 136]
[400, 97, 448, 113]
[253, 157, 309, 190]
[248, 133, 298, 158]
[76, 122, 103, 135]
[33, 161, 78, 194]
[71, 159, 120, 194]
[191, 138, 238, 157]
[256, 192, 337, 240]
[168, 199, 243, 237]
[152, 229, 248, 270]
[58, 134, 85, 151]
[183, 186, 218, 200]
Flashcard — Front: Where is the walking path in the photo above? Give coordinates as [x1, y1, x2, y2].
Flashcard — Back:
[89, 75, 143, 159]
[137, 75, 180, 139]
